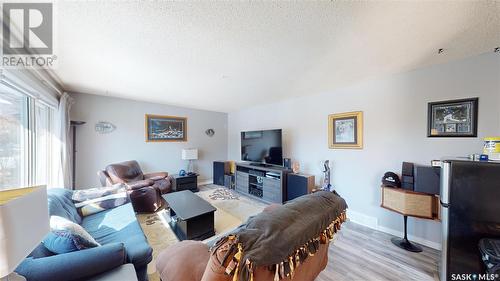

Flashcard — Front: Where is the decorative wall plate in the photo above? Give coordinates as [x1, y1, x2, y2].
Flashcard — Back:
[95, 121, 116, 134]
[205, 128, 215, 137]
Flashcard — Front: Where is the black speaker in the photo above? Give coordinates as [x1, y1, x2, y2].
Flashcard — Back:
[286, 173, 315, 201]
[402, 162, 414, 176]
[401, 162, 415, 191]
[414, 165, 440, 195]
[213, 161, 229, 186]
[283, 158, 292, 169]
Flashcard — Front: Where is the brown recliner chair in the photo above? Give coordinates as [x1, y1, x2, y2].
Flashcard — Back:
[97, 160, 173, 213]
[97, 160, 173, 194]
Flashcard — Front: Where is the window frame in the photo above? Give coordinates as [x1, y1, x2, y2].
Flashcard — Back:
[0, 81, 56, 189]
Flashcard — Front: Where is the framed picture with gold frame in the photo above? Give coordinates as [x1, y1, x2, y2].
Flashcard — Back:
[145, 114, 187, 142]
[328, 111, 363, 149]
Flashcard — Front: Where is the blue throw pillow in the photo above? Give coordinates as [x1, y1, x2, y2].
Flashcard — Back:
[42, 230, 99, 254]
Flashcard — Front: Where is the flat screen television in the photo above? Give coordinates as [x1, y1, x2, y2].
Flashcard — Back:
[241, 129, 283, 166]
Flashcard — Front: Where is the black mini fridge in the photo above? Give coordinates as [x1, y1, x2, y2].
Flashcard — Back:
[440, 160, 500, 281]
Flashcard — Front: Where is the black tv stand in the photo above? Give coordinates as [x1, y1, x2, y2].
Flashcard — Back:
[249, 162, 273, 168]
[235, 163, 291, 204]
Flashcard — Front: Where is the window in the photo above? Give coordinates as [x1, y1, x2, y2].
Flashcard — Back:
[0, 84, 56, 190]
[0, 90, 28, 189]
[35, 102, 54, 186]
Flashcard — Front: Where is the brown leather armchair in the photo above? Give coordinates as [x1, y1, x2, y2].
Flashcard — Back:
[97, 160, 173, 194]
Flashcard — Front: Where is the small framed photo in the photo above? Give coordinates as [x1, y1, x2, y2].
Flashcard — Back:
[427, 98, 478, 137]
[328, 111, 363, 149]
[145, 114, 187, 142]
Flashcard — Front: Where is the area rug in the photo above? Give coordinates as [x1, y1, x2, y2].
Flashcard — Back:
[208, 187, 240, 200]
[136, 184, 267, 281]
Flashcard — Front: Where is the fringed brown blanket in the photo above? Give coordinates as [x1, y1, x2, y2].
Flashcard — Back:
[211, 190, 348, 281]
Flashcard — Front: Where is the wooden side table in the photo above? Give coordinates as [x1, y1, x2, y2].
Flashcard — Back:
[172, 174, 198, 192]
[381, 185, 439, 252]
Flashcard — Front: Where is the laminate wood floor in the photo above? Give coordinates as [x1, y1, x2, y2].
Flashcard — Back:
[317, 222, 440, 281]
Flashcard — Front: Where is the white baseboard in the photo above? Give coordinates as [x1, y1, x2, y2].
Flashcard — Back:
[347, 210, 441, 250]
[347, 210, 378, 229]
[376, 225, 441, 250]
[198, 179, 213, 186]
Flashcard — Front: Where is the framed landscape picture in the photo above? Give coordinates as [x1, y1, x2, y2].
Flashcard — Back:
[328, 111, 363, 149]
[427, 98, 478, 137]
[145, 114, 187, 142]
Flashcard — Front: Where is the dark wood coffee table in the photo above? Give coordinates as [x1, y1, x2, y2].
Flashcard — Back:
[162, 190, 216, 241]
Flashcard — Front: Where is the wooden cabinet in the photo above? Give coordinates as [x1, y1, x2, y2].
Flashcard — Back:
[235, 171, 249, 194]
[262, 177, 282, 203]
[381, 186, 439, 220]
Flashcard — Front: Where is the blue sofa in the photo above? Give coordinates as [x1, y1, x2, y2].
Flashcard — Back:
[15, 188, 153, 281]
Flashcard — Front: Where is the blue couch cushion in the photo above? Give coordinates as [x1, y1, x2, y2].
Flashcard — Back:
[43, 230, 100, 254]
[81, 203, 152, 268]
[47, 188, 82, 224]
[43, 231, 80, 254]
[28, 243, 55, 258]
[15, 243, 127, 281]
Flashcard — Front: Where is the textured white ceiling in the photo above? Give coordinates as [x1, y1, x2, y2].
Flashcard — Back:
[54, 1, 500, 113]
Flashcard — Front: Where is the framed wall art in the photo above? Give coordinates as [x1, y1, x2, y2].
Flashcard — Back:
[145, 114, 187, 142]
[328, 111, 363, 149]
[427, 98, 478, 137]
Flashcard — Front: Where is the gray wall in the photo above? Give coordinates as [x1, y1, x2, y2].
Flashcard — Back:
[71, 93, 228, 188]
[228, 53, 500, 248]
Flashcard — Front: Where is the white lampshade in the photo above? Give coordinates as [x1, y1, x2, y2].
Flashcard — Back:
[0, 186, 49, 277]
[182, 148, 198, 160]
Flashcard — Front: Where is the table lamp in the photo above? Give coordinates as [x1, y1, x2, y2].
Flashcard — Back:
[181, 148, 198, 175]
[0, 186, 49, 281]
